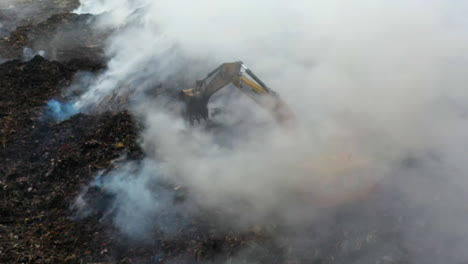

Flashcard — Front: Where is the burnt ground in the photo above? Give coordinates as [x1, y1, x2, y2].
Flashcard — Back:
[0, 56, 138, 263]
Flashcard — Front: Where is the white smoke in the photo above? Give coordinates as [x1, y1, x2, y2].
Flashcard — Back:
[74, 0, 468, 262]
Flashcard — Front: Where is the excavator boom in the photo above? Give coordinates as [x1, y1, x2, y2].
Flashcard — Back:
[179, 61, 295, 128]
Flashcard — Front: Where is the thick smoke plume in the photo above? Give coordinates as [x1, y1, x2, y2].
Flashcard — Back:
[74, 0, 468, 262]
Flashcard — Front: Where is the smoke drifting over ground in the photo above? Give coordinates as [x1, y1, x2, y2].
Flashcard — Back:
[0, 0, 80, 37]
[0, 0, 43, 36]
[74, 0, 468, 263]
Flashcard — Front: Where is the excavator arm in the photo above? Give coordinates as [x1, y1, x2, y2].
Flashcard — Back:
[179, 61, 295, 128]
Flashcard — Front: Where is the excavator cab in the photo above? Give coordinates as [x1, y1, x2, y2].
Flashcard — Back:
[179, 61, 296, 128]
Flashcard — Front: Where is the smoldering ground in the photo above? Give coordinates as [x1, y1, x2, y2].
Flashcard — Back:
[0, 0, 80, 37]
[0, 0, 109, 64]
[72, 0, 468, 263]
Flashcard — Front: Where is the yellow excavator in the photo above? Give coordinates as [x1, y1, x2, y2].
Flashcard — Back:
[179, 61, 296, 128]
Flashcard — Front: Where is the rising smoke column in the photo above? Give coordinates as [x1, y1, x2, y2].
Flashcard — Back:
[74, 0, 468, 263]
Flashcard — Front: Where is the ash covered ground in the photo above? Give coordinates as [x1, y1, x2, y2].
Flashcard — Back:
[2, 1, 468, 264]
